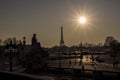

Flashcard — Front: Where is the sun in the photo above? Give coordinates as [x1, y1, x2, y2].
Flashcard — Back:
[79, 16, 87, 24]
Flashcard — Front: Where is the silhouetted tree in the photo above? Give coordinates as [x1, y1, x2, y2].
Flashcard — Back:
[3, 38, 19, 46]
[109, 40, 120, 68]
[109, 40, 120, 56]
[104, 36, 115, 46]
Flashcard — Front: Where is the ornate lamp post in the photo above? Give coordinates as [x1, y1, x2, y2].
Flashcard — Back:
[74, 46, 77, 64]
[59, 50, 61, 68]
[79, 42, 83, 66]
[5, 40, 17, 72]
[23, 37, 26, 46]
[69, 49, 71, 67]
[22, 36, 26, 66]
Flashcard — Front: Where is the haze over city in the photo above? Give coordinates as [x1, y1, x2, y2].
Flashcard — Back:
[0, 0, 120, 47]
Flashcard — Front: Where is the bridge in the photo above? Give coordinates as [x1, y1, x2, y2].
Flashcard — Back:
[47, 66, 120, 80]
[0, 66, 120, 80]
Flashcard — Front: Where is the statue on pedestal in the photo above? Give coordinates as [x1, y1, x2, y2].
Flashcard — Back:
[26, 34, 49, 72]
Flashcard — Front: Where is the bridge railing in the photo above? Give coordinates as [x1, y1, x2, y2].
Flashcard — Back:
[0, 71, 43, 80]
[48, 66, 120, 80]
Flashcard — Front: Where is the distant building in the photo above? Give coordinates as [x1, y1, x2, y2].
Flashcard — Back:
[60, 26, 65, 47]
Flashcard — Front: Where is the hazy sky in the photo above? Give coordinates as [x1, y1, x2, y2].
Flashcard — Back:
[0, 0, 120, 47]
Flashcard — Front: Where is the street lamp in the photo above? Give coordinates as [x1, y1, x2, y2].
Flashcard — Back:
[59, 51, 61, 67]
[5, 41, 17, 72]
[79, 42, 83, 66]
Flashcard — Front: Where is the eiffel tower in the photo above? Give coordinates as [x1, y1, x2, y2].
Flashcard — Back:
[60, 26, 64, 47]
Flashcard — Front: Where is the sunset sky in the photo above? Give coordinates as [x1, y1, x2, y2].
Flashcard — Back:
[0, 0, 120, 47]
